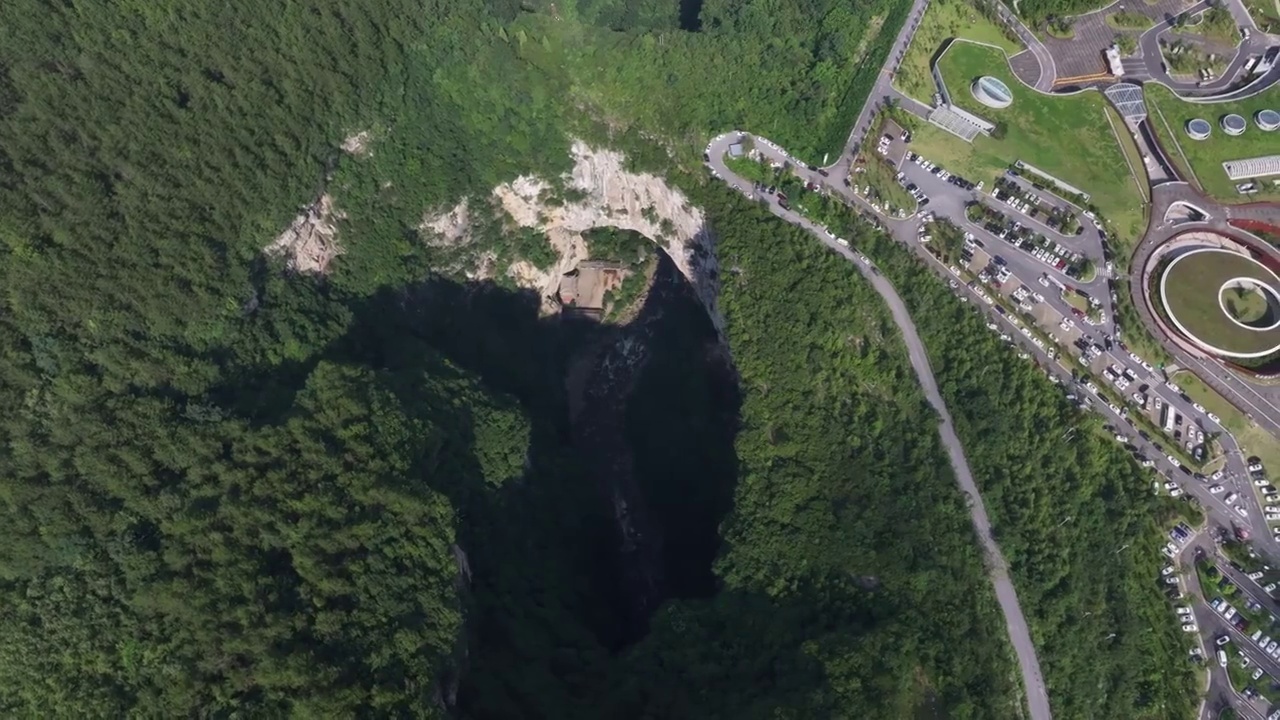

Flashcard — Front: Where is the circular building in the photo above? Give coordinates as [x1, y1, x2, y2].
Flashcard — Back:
[1222, 113, 1247, 136]
[1186, 118, 1212, 140]
[1257, 109, 1280, 132]
[971, 76, 1013, 109]
[1160, 246, 1280, 359]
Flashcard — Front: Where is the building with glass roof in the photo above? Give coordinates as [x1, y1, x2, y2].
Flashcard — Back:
[1186, 118, 1212, 140]
[971, 76, 1012, 109]
[1222, 114, 1247, 136]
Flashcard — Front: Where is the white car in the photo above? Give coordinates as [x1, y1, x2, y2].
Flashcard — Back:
[1129, 352, 1142, 363]
[1142, 459, 1155, 468]
[1171, 488, 1184, 497]
[1259, 478, 1273, 487]
[1254, 667, 1266, 681]
[1208, 412, 1221, 424]
[1225, 492, 1239, 503]
[1238, 506, 1250, 518]
[1212, 470, 1225, 481]
[1163, 565, 1177, 576]
[1218, 634, 1232, 646]
[1167, 381, 1180, 393]
[1210, 484, 1226, 494]
[1164, 481, 1179, 491]
[1193, 403, 1206, 413]
[1183, 623, 1199, 632]
[1168, 455, 1181, 468]
[1268, 513, 1280, 521]
[1250, 462, 1265, 473]
[1179, 606, 1194, 616]
[1142, 362, 1155, 373]
[1266, 506, 1280, 513]
[1249, 571, 1265, 580]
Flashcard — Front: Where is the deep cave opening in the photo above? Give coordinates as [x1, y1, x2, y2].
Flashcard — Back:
[678, 0, 703, 31]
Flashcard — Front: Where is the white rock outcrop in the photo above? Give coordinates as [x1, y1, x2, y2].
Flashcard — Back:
[265, 193, 346, 275]
[492, 141, 722, 333]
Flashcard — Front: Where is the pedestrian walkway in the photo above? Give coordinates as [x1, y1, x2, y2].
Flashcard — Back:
[928, 105, 986, 141]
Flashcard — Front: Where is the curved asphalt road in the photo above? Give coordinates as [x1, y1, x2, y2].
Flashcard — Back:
[996, 1, 1057, 90]
[1132, 3, 1278, 99]
[709, 133, 1053, 720]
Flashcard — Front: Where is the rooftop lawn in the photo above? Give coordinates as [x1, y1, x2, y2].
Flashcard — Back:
[1162, 249, 1280, 356]
[904, 41, 1148, 249]
[1145, 83, 1280, 202]
[893, 0, 1022, 104]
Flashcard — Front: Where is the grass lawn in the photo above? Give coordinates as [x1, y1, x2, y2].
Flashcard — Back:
[1161, 39, 1230, 79]
[1145, 83, 1280, 201]
[1176, 7, 1241, 45]
[1104, 103, 1151, 203]
[854, 150, 919, 215]
[1173, 370, 1280, 475]
[893, 0, 1021, 104]
[1228, 650, 1280, 703]
[724, 154, 771, 183]
[1243, 0, 1280, 33]
[1063, 290, 1090, 313]
[1107, 10, 1156, 29]
[917, 41, 1148, 249]
[1116, 283, 1174, 366]
[1162, 249, 1280, 356]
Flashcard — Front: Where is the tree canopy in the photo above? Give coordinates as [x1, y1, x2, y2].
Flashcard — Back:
[0, 0, 1197, 715]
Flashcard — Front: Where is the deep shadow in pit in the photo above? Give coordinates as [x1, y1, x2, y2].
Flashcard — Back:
[679, 0, 703, 31]
[305, 247, 739, 711]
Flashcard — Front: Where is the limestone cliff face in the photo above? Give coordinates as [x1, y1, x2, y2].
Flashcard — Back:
[423, 140, 724, 337]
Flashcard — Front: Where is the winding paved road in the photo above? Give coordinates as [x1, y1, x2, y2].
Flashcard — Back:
[1129, 2, 1279, 99]
[708, 133, 1054, 720]
[869, 252, 1055, 720]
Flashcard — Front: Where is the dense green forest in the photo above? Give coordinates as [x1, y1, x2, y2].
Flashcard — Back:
[0, 0, 1199, 715]
[845, 223, 1200, 718]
